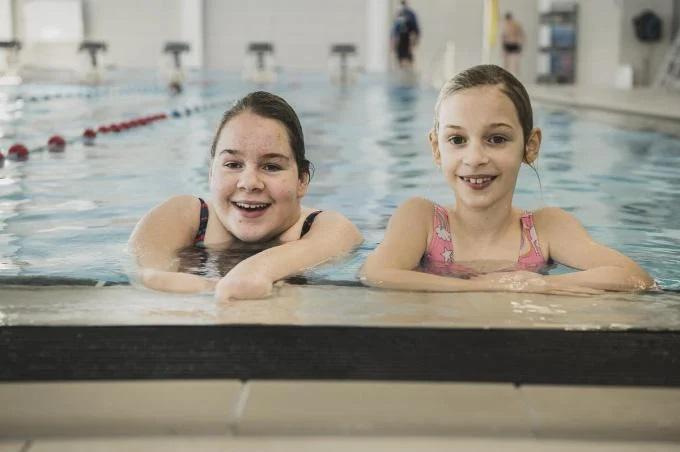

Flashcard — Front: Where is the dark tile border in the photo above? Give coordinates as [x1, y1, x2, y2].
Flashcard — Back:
[1, 325, 679, 386]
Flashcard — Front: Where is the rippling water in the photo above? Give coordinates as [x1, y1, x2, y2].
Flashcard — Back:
[1, 73, 679, 291]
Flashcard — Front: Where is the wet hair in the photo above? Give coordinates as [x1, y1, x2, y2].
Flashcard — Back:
[433, 64, 533, 147]
[433, 64, 541, 189]
[210, 91, 312, 181]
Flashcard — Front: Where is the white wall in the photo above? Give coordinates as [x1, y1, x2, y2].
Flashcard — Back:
[204, 0, 367, 72]
[0, 0, 13, 40]
[366, 0, 391, 73]
[402, 0, 484, 82]
[576, 0, 622, 87]
[179, 0, 203, 68]
[6, 0, 677, 88]
[84, 0, 182, 69]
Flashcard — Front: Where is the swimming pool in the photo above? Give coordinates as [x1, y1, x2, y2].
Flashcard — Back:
[1, 72, 680, 292]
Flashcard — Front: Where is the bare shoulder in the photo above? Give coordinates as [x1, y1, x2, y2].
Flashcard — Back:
[153, 195, 201, 220]
[131, 195, 201, 245]
[532, 206, 592, 251]
[397, 196, 436, 216]
[398, 197, 437, 228]
[301, 208, 363, 243]
[385, 197, 436, 246]
[533, 206, 583, 231]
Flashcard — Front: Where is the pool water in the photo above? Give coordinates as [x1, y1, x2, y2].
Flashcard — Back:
[1, 72, 679, 290]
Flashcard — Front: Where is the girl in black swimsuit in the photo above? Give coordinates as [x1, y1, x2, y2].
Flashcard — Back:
[129, 91, 362, 300]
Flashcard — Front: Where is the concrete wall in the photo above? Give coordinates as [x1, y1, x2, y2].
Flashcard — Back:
[204, 0, 367, 72]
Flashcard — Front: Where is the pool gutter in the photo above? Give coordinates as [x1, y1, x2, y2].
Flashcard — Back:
[2, 324, 679, 386]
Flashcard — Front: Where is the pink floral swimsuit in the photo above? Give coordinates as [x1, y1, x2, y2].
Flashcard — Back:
[420, 204, 551, 277]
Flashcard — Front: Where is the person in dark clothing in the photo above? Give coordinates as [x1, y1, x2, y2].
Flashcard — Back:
[391, 1, 420, 69]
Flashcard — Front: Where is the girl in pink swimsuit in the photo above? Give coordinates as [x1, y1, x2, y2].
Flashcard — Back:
[421, 204, 550, 278]
[362, 65, 654, 294]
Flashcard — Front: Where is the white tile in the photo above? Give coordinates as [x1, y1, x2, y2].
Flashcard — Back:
[238, 381, 531, 436]
[0, 441, 27, 452]
[521, 385, 680, 440]
[0, 380, 242, 436]
[26, 436, 680, 452]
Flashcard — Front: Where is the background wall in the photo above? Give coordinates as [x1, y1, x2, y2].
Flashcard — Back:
[388, 0, 537, 85]
[84, 0, 182, 69]
[3, 0, 679, 88]
[619, 0, 674, 86]
[575, 0, 622, 87]
[204, 0, 367, 72]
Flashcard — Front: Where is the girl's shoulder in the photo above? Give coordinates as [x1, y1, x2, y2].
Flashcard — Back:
[301, 207, 362, 230]
[130, 195, 206, 252]
[390, 197, 440, 242]
[151, 195, 203, 224]
[292, 206, 363, 244]
[398, 196, 438, 214]
[531, 206, 585, 245]
[532, 206, 577, 227]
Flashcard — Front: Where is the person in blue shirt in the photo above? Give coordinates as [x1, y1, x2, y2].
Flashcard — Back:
[391, 1, 420, 70]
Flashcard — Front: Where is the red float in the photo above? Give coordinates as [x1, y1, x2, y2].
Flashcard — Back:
[48, 135, 66, 152]
[8, 144, 29, 161]
[83, 128, 97, 146]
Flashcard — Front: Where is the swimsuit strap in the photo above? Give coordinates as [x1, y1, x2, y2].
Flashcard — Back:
[425, 203, 454, 264]
[193, 197, 209, 246]
[518, 211, 548, 266]
[300, 210, 322, 238]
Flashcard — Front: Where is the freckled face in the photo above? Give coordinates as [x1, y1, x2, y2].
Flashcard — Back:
[209, 112, 308, 242]
[432, 85, 526, 210]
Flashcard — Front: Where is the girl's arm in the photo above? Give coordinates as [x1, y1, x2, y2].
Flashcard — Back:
[539, 207, 655, 292]
[362, 198, 602, 295]
[215, 211, 363, 300]
[128, 195, 217, 293]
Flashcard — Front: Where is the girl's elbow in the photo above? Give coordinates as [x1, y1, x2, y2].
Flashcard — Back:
[359, 262, 386, 288]
[139, 268, 164, 290]
[635, 273, 657, 291]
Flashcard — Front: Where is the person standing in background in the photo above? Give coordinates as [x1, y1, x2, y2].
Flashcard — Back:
[391, 0, 421, 70]
[501, 12, 525, 76]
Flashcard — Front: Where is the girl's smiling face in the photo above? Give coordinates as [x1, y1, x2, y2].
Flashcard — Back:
[431, 84, 539, 210]
[210, 111, 308, 242]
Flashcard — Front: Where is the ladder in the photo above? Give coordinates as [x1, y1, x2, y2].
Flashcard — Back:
[655, 31, 680, 89]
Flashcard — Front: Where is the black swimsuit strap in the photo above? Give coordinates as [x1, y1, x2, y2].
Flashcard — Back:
[193, 197, 209, 245]
[194, 203, 320, 243]
[300, 211, 322, 238]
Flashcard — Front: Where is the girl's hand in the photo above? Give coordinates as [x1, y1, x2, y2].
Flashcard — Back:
[214, 271, 274, 301]
[471, 271, 604, 296]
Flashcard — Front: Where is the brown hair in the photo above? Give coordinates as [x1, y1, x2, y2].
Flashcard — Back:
[210, 91, 312, 181]
[434, 64, 533, 146]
